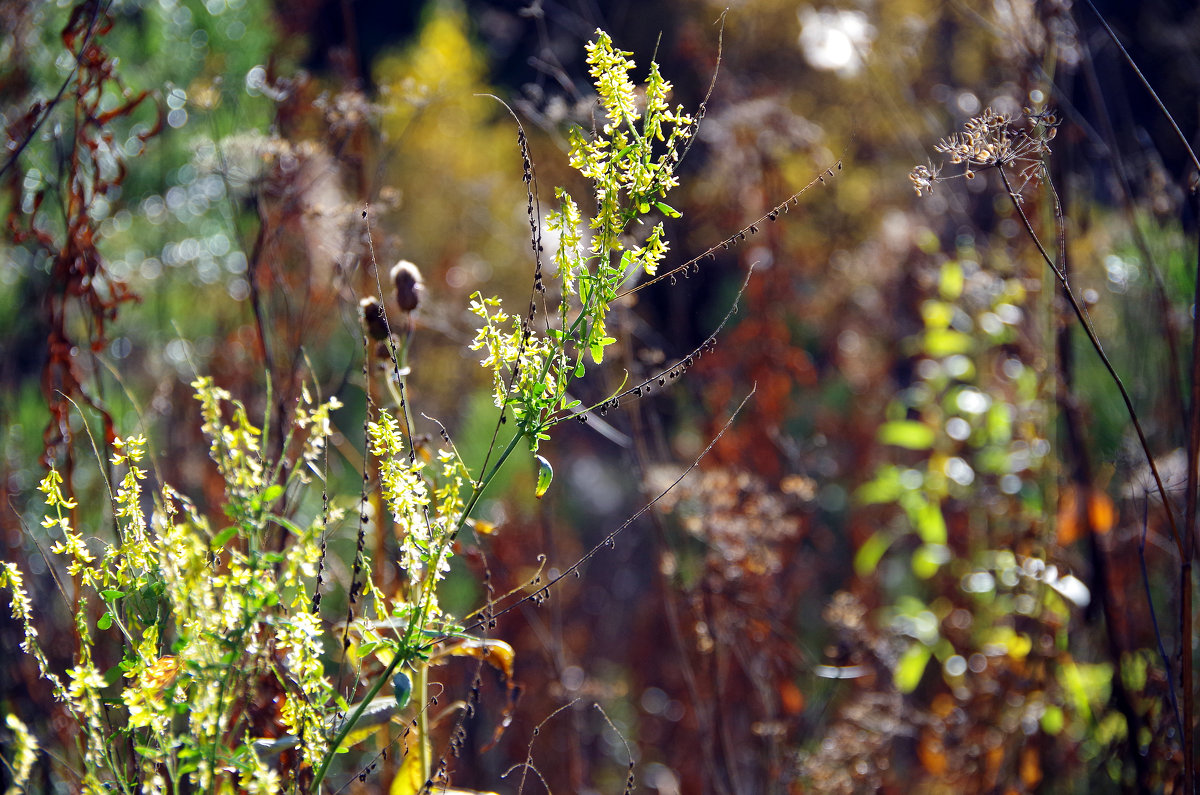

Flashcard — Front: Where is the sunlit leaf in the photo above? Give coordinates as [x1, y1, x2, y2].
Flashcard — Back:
[856, 466, 903, 504]
[878, 420, 935, 450]
[1041, 704, 1064, 735]
[921, 328, 973, 357]
[393, 670, 412, 710]
[914, 501, 947, 545]
[895, 643, 931, 693]
[431, 638, 515, 681]
[911, 543, 949, 578]
[390, 735, 425, 795]
[534, 455, 553, 499]
[211, 526, 238, 548]
[920, 299, 954, 330]
[938, 260, 964, 300]
[854, 531, 893, 576]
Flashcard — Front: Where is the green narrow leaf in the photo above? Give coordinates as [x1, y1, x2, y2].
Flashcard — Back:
[534, 454, 554, 499]
[938, 260, 964, 300]
[878, 420, 936, 450]
[915, 501, 948, 545]
[99, 589, 125, 601]
[922, 328, 973, 357]
[211, 526, 238, 547]
[393, 670, 412, 710]
[854, 531, 893, 577]
[895, 643, 932, 693]
[653, 201, 681, 218]
[912, 543, 950, 578]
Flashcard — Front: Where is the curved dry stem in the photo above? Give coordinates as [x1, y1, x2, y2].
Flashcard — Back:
[998, 167, 1183, 555]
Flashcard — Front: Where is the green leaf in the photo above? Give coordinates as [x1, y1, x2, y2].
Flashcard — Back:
[100, 589, 125, 601]
[856, 466, 903, 504]
[922, 329, 973, 357]
[854, 531, 893, 577]
[912, 543, 950, 578]
[895, 643, 931, 693]
[97, 612, 113, 631]
[534, 454, 554, 499]
[878, 420, 935, 450]
[653, 201, 681, 218]
[914, 501, 948, 545]
[393, 670, 412, 710]
[938, 260, 964, 300]
[574, 360, 586, 378]
[212, 526, 238, 548]
[102, 663, 125, 687]
[589, 336, 617, 365]
[1041, 705, 1064, 735]
[261, 484, 284, 503]
[920, 299, 954, 330]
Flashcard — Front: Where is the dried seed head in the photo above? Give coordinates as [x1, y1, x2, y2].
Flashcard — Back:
[359, 296, 389, 340]
[391, 259, 424, 312]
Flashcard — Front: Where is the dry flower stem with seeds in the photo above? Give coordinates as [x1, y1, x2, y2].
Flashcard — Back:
[909, 107, 1057, 196]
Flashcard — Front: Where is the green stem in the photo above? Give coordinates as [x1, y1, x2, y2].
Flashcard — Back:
[415, 662, 430, 786]
[311, 652, 405, 790]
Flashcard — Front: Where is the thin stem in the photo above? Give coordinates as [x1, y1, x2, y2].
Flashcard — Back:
[1083, 0, 1200, 178]
[312, 652, 405, 789]
[998, 167, 1184, 556]
[1183, 184, 1200, 795]
[415, 662, 430, 787]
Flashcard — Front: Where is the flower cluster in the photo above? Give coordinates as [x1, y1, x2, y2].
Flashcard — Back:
[470, 30, 695, 450]
[910, 107, 1058, 196]
[367, 410, 469, 610]
[2, 378, 348, 792]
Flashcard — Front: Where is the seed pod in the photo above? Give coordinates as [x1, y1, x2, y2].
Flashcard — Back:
[391, 259, 424, 312]
[359, 296, 389, 341]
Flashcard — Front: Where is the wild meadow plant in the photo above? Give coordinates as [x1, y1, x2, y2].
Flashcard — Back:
[0, 28, 777, 794]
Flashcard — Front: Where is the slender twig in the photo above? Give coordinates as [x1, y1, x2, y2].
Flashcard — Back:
[426, 385, 758, 645]
[1082, 0, 1200, 178]
[998, 167, 1183, 554]
[1003, 162, 1193, 790]
[1185, 185, 1200, 794]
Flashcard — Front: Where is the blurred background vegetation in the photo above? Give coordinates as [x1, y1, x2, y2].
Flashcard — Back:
[2, 0, 1199, 791]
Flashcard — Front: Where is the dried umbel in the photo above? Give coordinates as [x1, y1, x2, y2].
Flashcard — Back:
[391, 259, 424, 312]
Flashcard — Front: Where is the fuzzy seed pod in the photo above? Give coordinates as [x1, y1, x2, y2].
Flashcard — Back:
[360, 296, 390, 341]
[391, 259, 424, 312]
